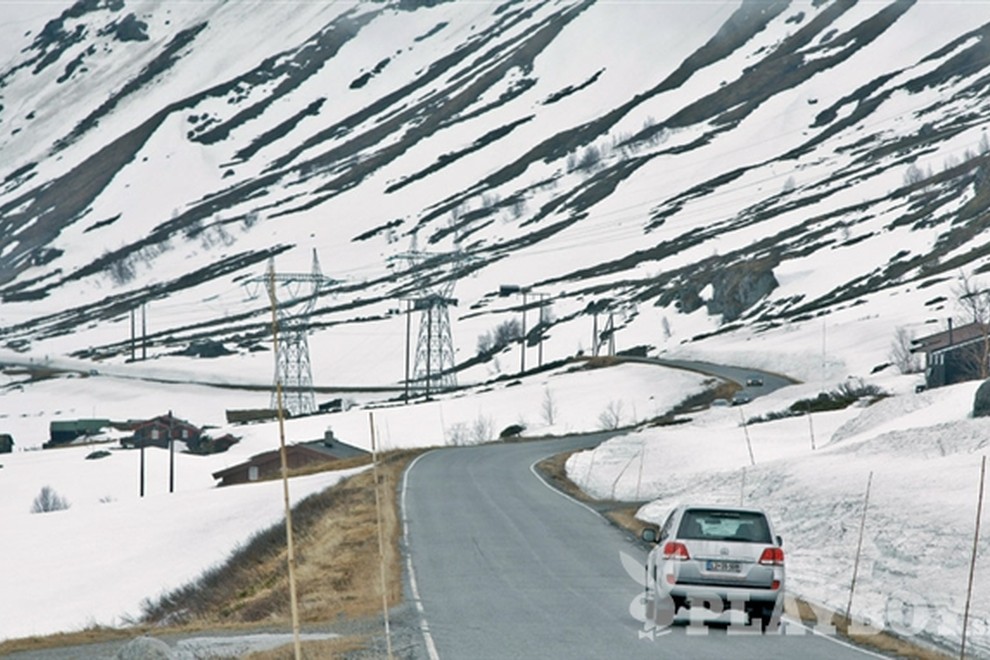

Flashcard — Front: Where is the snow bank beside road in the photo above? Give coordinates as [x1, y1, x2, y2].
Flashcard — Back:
[567, 378, 990, 657]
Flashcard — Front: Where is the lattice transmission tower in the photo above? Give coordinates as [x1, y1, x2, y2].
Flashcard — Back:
[391, 236, 472, 396]
[246, 250, 340, 416]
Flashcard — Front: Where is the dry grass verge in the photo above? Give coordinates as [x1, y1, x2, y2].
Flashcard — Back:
[244, 635, 367, 659]
[536, 449, 953, 660]
[0, 628, 139, 655]
[0, 449, 421, 657]
[141, 450, 415, 627]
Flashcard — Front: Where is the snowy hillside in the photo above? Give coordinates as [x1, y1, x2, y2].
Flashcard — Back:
[3, 0, 990, 388]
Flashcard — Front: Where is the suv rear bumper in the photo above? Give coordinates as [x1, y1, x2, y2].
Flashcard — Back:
[667, 583, 783, 609]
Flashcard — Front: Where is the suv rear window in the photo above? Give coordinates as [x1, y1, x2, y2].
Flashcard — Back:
[677, 508, 772, 543]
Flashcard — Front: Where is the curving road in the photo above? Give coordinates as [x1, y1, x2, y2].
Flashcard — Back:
[626, 356, 796, 394]
[402, 435, 883, 660]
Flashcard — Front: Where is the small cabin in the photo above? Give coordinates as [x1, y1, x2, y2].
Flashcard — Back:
[912, 321, 990, 388]
[126, 413, 201, 448]
[212, 435, 368, 487]
[47, 419, 112, 447]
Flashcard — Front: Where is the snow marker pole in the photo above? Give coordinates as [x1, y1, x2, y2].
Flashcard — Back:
[370, 412, 394, 659]
[961, 455, 986, 660]
[740, 407, 755, 466]
[635, 435, 646, 501]
[807, 399, 816, 451]
[740, 467, 746, 506]
[846, 471, 873, 624]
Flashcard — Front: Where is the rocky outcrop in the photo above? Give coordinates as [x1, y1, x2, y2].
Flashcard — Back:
[707, 258, 779, 322]
[973, 378, 990, 417]
[116, 636, 173, 660]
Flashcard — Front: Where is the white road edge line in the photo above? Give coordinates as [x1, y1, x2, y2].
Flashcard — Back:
[781, 617, 890, 658]
[528, 454, 606, 520]
[529, 453, 886, 658]
[401, 450, 441, 660]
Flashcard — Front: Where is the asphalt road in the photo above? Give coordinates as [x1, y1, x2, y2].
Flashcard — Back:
[629, 356, 796, 393]
[402, 435, 882, 660]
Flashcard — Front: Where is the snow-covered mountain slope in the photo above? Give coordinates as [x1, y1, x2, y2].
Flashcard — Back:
[3, 0, 990, 386]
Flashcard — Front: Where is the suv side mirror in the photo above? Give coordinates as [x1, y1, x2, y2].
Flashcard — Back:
[642, 528, 658, 544]
[776, 535, 783, 547]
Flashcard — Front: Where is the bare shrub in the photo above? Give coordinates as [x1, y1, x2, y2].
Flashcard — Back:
[480, 192, 501, 210]
[834, 378, 886, 402]
[447, 422, 469, 446]
[952, 270, 990, 379]
[242, 211, 260, 229]
[477, 319, 522, 356]
[576, 144, 603, 171]
[566, 143, 608, 173]
[477, 332, 493, 354]
[889, 326, 921, 374]
[954, 270, 990, 325]
[471, 415, 494, 444]
[509, 197, 527, 220]
[31, 485, 70, 513]
[903, 163, 925, 186]
[661, 317, 672, 341]
[541, 388, 557, 426]
[598, 400, 624, 430]
[106, 253, 137, 285]
[200, 224, 234, 250]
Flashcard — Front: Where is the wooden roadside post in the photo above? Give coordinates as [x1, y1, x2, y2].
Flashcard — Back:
[267, 264, 302, 660]
[961, 455, 986, 660]
[846, 471, 874, 624]
[370, 412, 394, 659]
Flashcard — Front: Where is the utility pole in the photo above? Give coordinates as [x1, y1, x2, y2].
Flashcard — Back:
[168, 410, 175, 494]
[587, 300, 610, 357]
[141, 303, 147, 361]
[499, 285, 549, 373]
[592, 309, 599, 357]
[535, 292, 549, 367]
[590, 304, 615, 357]
[521, 288, 527, 373]
[608, 311, 616, 356]
[139, 441, 145, 497]
[404, 299, 412, 402]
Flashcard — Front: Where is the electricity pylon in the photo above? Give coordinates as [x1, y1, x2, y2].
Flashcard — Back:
[391, 235, 471, 397]
[247, 249, 339, 416]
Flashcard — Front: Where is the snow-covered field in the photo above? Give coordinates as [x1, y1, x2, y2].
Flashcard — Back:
[1, 334, 988, 657]
[0, 354, 709, 642]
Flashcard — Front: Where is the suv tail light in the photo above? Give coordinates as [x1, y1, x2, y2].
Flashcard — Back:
[663, 541, 690, 560]
[759, 547, 785, 566]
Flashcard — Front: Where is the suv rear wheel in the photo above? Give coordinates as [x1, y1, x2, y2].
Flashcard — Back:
[746, 604, 778, 633]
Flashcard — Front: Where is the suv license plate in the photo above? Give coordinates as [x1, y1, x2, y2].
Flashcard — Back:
[706, 560, 742, 573]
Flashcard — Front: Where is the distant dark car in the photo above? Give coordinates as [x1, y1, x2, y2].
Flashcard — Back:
[745, 376, 764, 387]
[732, 392, 752, 406]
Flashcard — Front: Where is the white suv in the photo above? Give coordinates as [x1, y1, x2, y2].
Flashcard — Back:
[642, 505, 785, 631]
